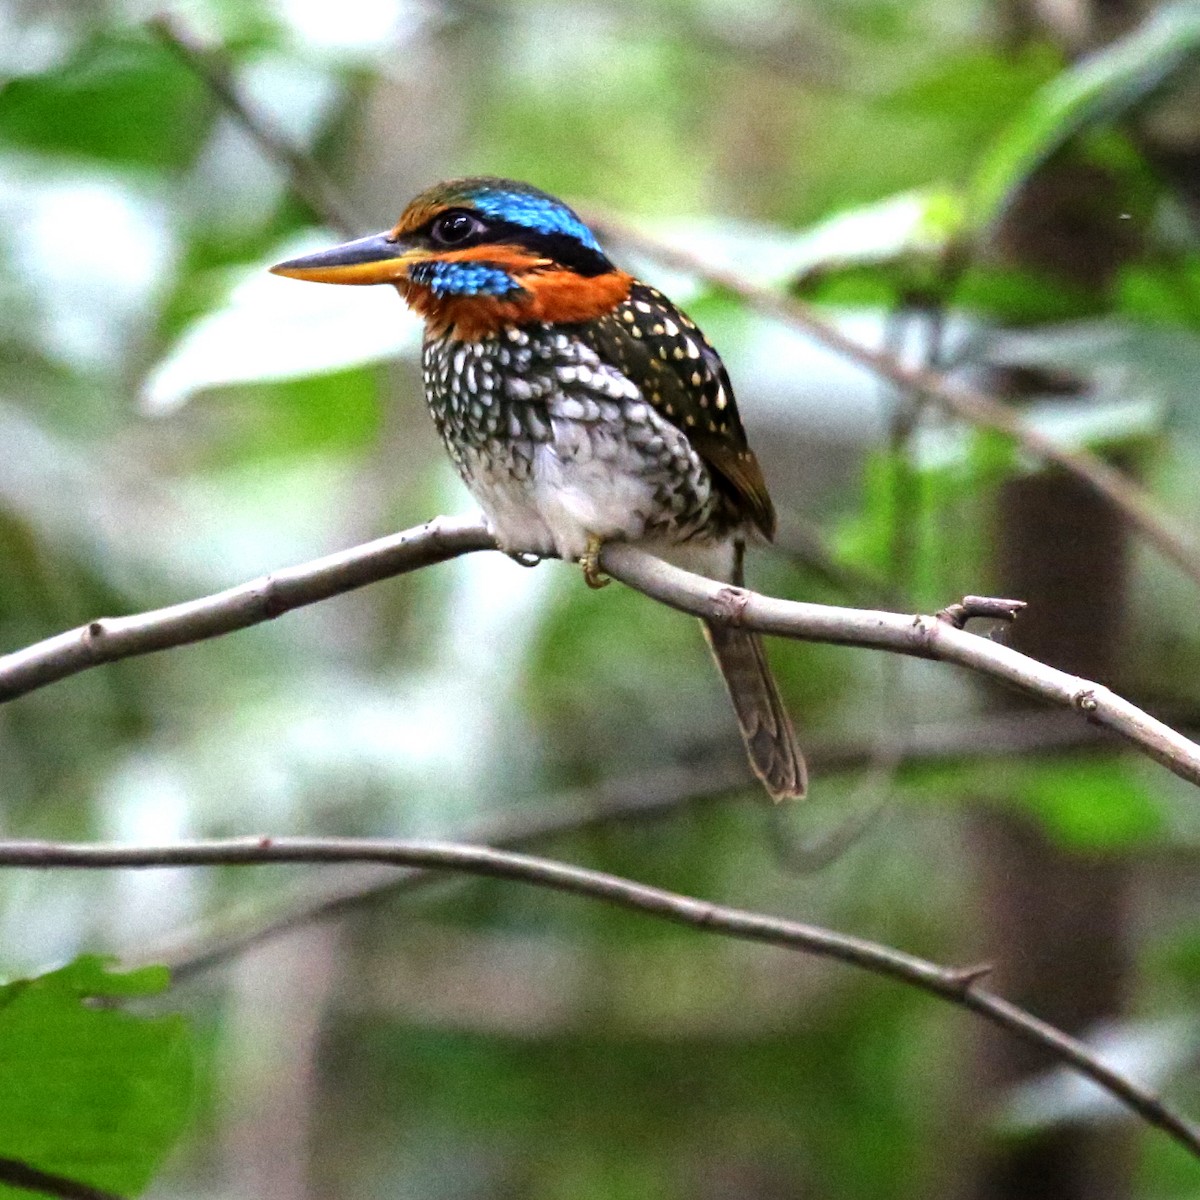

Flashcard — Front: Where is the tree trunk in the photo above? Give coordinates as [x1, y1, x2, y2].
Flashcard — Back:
[959, 4, 1153, 1191]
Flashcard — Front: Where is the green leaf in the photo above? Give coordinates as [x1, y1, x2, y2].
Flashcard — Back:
[786, 187, 965, 292]
[0, 33, 207, 169]
[653, 189, 965, 296]
[885, 44, 1062, 130]
[1119, 253, 1200, 332]
[0, 955, 172, 1000]
[970, 2, 1200, 229]
[835, 430, 1018, 607]
[954, 263, 1108, 323]
[908, 755, 1163, 850]
[1011, 755, 1163, 849]
[0, 956, 193, 1199]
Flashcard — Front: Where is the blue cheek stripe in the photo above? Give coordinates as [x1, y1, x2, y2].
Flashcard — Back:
[410, 260, 521, 297]
[468, 190, 604, 253]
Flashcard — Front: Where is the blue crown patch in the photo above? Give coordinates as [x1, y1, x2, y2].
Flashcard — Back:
[467, 188, 603, 254]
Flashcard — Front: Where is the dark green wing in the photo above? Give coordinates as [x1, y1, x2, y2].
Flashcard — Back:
[576, 281, 776, 540]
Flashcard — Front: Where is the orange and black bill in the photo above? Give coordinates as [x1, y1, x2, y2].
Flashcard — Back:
[270, 233, 420, 285]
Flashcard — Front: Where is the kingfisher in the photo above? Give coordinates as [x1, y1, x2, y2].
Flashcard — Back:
[271, 177, 806, 800]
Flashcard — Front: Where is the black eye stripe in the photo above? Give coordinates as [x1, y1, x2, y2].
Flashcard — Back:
[418, 210, 615, 276]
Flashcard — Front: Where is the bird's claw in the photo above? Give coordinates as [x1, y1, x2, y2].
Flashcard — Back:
[580, 537, 610, 589]
[506, 550, 542, 568]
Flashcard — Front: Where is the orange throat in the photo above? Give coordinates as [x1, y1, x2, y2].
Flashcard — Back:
[400, 268, 634, 341]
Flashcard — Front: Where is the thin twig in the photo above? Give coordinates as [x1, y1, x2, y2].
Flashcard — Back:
[142, 705, 1158, 979]
[2, 834, 1197, 1157]
[3, 515, 1196, 787]
[148, 14, 360, 237]
[0, 1157, 122, 1200]
[143, 758, 751, 978]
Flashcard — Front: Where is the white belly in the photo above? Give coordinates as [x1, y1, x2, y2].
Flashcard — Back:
[466, 445, 735, 583]
[469, 443, 657, 563]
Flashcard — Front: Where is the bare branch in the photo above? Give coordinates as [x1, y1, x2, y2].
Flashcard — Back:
[0, 515, 493, 702]
[599, 544, 1200, 787]
[141, 706, 1157, 979]
[936, 595, 1027, 628]
[2, 515, 1199, 787]
[2, 834, 1197, 1156]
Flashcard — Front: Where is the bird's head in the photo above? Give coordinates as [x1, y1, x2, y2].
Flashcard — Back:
[271, 177, 633, 339]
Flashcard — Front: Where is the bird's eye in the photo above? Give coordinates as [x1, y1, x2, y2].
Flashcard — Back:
[430, 210, 482, 245]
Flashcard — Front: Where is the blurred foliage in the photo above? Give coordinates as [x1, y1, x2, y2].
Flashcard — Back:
[970, 2, 1200, 226]
[1, 0, 1200, 1196]
[0, 957, 192, 1198]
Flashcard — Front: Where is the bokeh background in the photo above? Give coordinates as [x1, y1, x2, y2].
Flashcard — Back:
[2, 0, 1200, 1196]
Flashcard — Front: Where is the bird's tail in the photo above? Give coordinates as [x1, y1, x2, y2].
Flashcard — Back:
[701, 619, 807, 801]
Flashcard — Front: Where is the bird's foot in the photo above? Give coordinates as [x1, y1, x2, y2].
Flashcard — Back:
[580, 536, 610, 589]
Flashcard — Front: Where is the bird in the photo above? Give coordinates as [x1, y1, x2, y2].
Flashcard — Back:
[271, 177, 806, 800]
